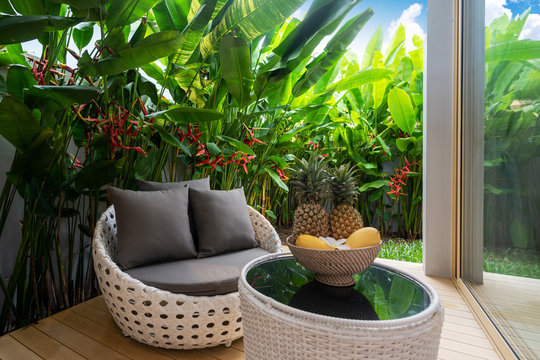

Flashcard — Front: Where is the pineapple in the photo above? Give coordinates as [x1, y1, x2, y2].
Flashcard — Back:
[329, 164, 363, 239]
[291, 156, 329, 239]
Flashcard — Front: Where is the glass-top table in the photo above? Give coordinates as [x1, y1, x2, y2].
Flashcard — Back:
[239, 253, 444, 360]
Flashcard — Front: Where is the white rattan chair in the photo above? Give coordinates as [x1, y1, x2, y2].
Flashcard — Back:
[92, 205, 281, 349]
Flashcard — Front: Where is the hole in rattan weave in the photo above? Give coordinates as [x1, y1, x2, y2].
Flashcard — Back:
[113, 223, 116, 228]
[163, 335, 169, 339]
[192, 312, 200, 318]
[128, 326, 133, 331]
[152, 340, 158, 345]
[131, 310, 138, 316]
[176, 325, 184, 330]
[177, 335, 184, 340]
[144, 313, 152, 318]
[137, 330, 143, 335]
[124, 317, 129, 322]
[191, 335, 198, 339]
[161, 325, 168, 330]
[129, 299, 135, 305]
[160, 314, 168, 319]
[115, 312, 120, 318]
[176, 314, 184, 319]
[142, 300, 152, 306]
[207, 323, 214, 328]
[112, 303, 117, 309]
[192, 325, 199, 329]
[235, 327, 241, 332]
[114, 285, 121, 290]
[223, 307, 230, 314]
[97, 263, 102, 270]
[149, 332, 156, 337]
[159, 300, 168, 306]
[193, 300, 199, 304]
[147, 323, 154, 328]
[110, 213, 114, 219]
[176, 300, 184, 306]
[127, 287, 135, 293]
[165, 342, 172, 346]
[207, 309, 215, 316]
[135, 321, 141, 325]
[222, 321, 229, 326]
[116, 296, 123, 302]
[236, 317, 242, 323]
[105, 269, 110, 275]
[120, 307, 125, 312]
[206, 334, 213, 338]
[221, 331, 228, 336]
[105, 281, 110, 287]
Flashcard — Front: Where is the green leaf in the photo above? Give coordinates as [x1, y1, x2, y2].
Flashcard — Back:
[396, 137, 418, 152]
[217, 135, 254, 155]
[206, 142, 221, 155]
[75, 159, 123, 190]
[24, 85, 99, 110]
[0, 15, 84, 44]
[264, 167, 288, 191]
[73, 22, 95, 52]
[388, 87, 415, 134]
[174, 0, 219, 65]
[155, 126, 191, 154]
[9, 0, 46, 15]
[200, 0, 305, 58]
[49, 0, 102, 10]
[0, 95, 42, 152]
[140, 63, 166, 82]
[6, 65, 37, 101]
[106, 0, 159, 28]
[81, 30, 183, 76]
[293, 8, 374, 96]
[9, 128, 55, 180]
[150, 106, 225, 123]
[485, 40, 540, 63]
[0, 44, 29, 67]
[219, 34, 253, 107]
[361, 25, 382, 69]
[359, 180, 388, 192]
[389, 276, 415, 317]
[0, 2, 15, 14]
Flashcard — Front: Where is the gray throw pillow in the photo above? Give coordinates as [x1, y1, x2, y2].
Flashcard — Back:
[108, 186, 196, 269]
[136, 177, 210, 191]
[135, 177, 210, 249]
[190, 188, 257, 258]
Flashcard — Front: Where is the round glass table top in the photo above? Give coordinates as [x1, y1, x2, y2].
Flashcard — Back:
[245, 255, 431, 321]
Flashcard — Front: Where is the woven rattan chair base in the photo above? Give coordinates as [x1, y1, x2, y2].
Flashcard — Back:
[93, 205, 281, 349]
[239, 253, 444, 360]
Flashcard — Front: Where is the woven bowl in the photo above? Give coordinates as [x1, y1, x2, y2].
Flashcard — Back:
[287, 237, 382, 287]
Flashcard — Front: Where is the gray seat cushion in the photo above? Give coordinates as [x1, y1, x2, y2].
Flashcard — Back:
[125, 247, 270, 296]
[136, 177, 210, 191]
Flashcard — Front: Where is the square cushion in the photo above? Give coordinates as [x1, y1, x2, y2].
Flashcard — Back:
[108, 186, 196, 269]
[136, 177, 210, 191]
[136, 177, 210, 249]
[190, 188, 257, 258]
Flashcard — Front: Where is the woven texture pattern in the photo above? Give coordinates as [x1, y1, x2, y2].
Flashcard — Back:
[287, 238, 381, 286]
[239, 253, 444, 360]
[93, 205, 281, 349]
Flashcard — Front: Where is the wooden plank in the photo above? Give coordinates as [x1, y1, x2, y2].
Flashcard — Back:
[230, 338, 244, 352]
[441, 329, 494, 349]
[438, 347, 490, 360]
[70, 302, 119, 331]
[439, 338, 499, 359]
[10, 326, 85, 360]
[53, 309, 175, 360]
[0, 335, 42, 360]
[33, 317, 129, 360]
[85, 296, 108, 310]
[199, 346, 244, 360]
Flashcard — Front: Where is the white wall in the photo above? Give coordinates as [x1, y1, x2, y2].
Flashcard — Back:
[423, 0, 456, 278]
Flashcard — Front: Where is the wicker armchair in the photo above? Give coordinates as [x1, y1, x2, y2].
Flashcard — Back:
[92, 205, 281, 349]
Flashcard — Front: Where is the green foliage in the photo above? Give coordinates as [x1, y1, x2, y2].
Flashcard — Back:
[378, 239, 423, 263]
[483, 248, 540, 279]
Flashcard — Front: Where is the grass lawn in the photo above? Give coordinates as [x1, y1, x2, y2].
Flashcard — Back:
[484, 247, 540, 279]
[379, 239, 423, 263]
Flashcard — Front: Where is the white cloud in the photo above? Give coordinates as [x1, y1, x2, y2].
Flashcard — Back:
[485, 0, 513, 25]
[520, 13, 540, 40]
[385, 3, 426, 53]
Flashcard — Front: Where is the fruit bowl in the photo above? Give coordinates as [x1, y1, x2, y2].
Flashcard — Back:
[287, 236, 382, 287]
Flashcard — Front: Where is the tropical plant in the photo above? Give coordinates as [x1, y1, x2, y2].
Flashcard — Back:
[483, 9, 540, 251]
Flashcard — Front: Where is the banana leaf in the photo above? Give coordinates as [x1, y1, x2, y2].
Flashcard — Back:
[106, 0, 159, 28]
[49, 0, 102, 10]
[217, 135, 254, 155]
[73, 22, 95, 51]
[75, 159, 124, 190]
[0, 44, 29, 67]
[485, 39, 540, 63]
[292, 8, 373, 96]
[8, 0, 46, 15]
[219, 34, 253, 107]
[361, 25, 382, 69]
[0, 95, 42, 153]
[0, 15, 84, 44]
[6, 65, 37, 102]
[24, 85, 99, 110]
[149, 106, 225, 123]
[200, 0, 305, 58]
[80, 30, 183, 76]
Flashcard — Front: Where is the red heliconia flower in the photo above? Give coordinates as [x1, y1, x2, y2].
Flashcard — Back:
[387, 159, 421, 200]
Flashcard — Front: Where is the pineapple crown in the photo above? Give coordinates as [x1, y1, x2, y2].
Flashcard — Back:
[290, 155, 329, 203]
[329, 163, 358, 206]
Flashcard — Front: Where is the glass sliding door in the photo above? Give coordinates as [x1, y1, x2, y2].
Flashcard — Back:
[461, 0, 540, 358]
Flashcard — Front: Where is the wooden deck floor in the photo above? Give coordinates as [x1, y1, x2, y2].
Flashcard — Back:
[0, 259, 500, 360]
